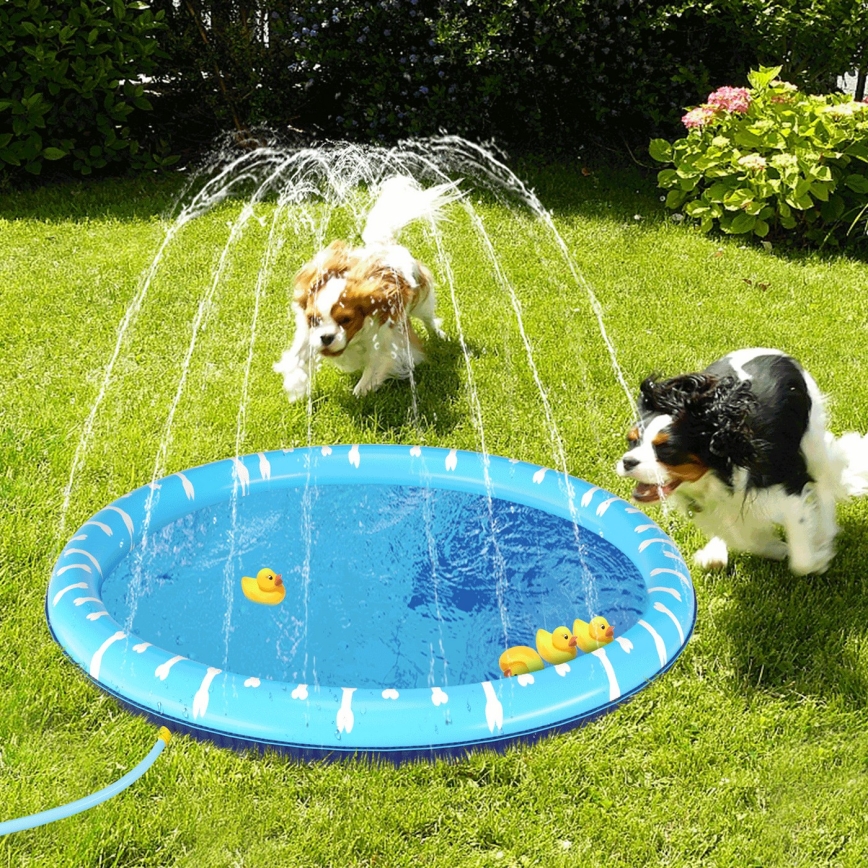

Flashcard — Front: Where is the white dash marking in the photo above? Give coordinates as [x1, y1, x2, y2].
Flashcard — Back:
[516, 673, 535, 686]
[105, 506, 134, 541]
[431, 686, 449, 705]
[633, 524, 658, 533]
[258, 453, 271, 480]
[348, 444, 361, 468]
[596, 497, 618, 517]
[591, 648, 621, 700]
[638, 620, 668, 666]
[654, 601, 685, 645]
[581, 487, 600, 508]
[64, 548, 102, 577]
[481, 681, 504, 732]
[615, 636, 633, 653]
[337, 687, 356, 733]
[155, 655, 185, 681]
[132, 642, 151, 653]
[84, 520, 113, 536]
[382, 688, 399, 700]
[89, 631, 126, 680]
[532, 467, 547, 484]
[54, 564, 92, 578]
[176, 472, 195, 500]
[409, 446, 422, 457]
[445, 450, 457, 471]
[553, 663, 571, 677]
[192, 667, 222, 719]
[648, 585, 684, 602]
[244, 677, 260, 688]
[638, 538, 674, 553]
[73, 596, 102, 607]
[291, 684, 309, 700]
[52, 581, 88, 605]
[85, 611, 110, 621]
[232, 457, 251, 495]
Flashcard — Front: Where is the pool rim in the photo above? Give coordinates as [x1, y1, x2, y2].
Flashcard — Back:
[47, 445, 697, 761]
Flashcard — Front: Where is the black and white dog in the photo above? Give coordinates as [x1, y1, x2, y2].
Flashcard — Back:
[616, 348, 868, 574]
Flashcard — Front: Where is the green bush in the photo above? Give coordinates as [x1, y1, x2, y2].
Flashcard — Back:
[0, 0, 172, 177]
[650, 66, 868, 245]
[254, 0, 753, 149]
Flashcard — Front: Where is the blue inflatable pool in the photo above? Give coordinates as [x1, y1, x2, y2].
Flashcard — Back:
[47, 446, 695, 760]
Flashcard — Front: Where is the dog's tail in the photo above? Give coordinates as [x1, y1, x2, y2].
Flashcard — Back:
[361, 175, 463, 247]
[826, 431, 868, 498]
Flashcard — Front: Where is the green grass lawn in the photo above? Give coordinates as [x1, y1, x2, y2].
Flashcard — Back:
[2, 155, 868, 867]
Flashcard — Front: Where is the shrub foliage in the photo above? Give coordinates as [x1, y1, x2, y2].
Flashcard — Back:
[651, 66, 868, 245]
[0, 0, 171, 177]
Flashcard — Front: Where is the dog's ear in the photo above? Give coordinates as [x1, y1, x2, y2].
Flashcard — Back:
[639, 373, 716, 415]
[640, 373, 757, 467]
[346, 262, 415, 325]
[704, 378, 757, 465]
[293, 241, 354, 305]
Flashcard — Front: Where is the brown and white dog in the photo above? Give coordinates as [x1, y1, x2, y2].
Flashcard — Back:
[274, 175, 461, 401]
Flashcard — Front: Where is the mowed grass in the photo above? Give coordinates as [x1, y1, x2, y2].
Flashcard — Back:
[1, 159, 868, 867]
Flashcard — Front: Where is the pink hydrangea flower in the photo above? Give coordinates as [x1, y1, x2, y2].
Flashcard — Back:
[707, 86, 751, 114]
[682, 105, 718, 129]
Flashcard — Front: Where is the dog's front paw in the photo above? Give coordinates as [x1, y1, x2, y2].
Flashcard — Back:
[694, 537, 729, 571]
[789, 546, 834, 576]
[353, 377, 378, 398]
[273, 358, 309, 402]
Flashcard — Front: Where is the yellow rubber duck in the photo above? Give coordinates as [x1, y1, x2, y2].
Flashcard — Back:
[535, 626, 578, 665]
[572, 616, 615, 653]
[499, 645, 545, 678]
[241, 568, 285, 605]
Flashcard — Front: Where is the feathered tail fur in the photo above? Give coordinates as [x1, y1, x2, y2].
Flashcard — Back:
[361, 175, 463, 247]
[827, 431, 868, 498]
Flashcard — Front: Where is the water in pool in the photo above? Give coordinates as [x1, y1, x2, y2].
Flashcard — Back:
[101, 484, 646, 689]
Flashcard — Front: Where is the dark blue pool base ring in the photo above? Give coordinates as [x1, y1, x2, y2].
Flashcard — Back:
[47, 446, 696, 761]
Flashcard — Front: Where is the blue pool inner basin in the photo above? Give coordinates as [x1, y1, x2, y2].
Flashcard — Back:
[48, 446, 696, 760]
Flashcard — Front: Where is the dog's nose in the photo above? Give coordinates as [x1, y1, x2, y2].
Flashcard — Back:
[320, 333, 335, 347]
[620, 455, 639, 472]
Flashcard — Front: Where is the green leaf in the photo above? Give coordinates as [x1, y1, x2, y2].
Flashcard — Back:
[657, 168, 678, 188]
[734, 129, 765, 149]
[665, 189, 689, 209]
[810, 181, 830, 202]
[753, 219, 770, 237]
[844, 173, 868, 194]
[728, 212, 757, 234]
[42, 147, 67, 160]
[820, 195, 846, 222]
[685, 201, 711, 217]
[649, 138, 673, 163]
[706, 181, 735, 203]
[748, 66, 783, 90]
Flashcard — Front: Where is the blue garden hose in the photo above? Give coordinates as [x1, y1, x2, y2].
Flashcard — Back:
[0, 727, 171, 836]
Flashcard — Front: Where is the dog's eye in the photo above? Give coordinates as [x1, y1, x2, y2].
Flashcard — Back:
[335, 314, 353, 327]
[308, 315, 321, 328]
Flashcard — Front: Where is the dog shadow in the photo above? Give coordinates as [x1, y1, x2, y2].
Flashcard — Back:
[334, 335, 473, 436]
[706, 514, 868, 708]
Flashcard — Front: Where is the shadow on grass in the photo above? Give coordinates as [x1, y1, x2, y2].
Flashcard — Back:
[714, 515, 868, 708]
[333, 334, 474, 436]
[0, 173, 192, 223]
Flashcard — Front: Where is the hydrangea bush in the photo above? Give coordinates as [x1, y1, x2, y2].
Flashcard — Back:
[650, 66, 868, 244]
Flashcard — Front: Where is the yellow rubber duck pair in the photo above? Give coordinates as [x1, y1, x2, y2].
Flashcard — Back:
[498, 616, 615, 678]
[240, 568, 285, 605]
